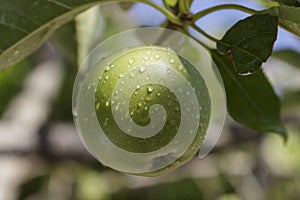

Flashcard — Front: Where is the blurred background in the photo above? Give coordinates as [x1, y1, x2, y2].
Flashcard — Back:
[0, 0, 300, 200]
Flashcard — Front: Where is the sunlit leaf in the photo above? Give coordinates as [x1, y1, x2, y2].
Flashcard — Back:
[0, 0, 142, 71]
[164, 0, 178, 7]
[217, 14, 278, 75]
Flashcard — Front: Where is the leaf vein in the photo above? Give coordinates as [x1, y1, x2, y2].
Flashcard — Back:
[0, 7, 41, 27]
[236, 32, 275, 47]
[0, 22, 29, 34]
[43, 0, 73, 10]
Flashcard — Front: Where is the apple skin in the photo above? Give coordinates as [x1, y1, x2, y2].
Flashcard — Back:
[94, 46, 211, 176]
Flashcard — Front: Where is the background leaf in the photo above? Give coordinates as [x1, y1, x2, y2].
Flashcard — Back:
[0, 59, 31, 117]
[273, 49, 300, 69]
[112, 178, 203, 200]
[282, 90, 300, 108]
[217, 14, 278, 75]
[210, 50, 287, 140]
[265, 0, 300, 6]
[262, 5, 300, 37]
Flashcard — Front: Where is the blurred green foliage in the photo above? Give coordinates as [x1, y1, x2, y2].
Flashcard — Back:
[0, 60, 31, 118]
[51, 21, 78, 122]
[112, 178, 203, 200]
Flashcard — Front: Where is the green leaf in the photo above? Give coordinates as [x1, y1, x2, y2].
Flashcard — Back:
[217, 14, 278, 75]
[267, 0, 300, 6]
[211, 50, 287, 140]
[0, 0, 144, 72]
[273, 49, 300, 69]
[179, 0, 192, 14]
[262, 5, 300, 37]
[164, 0, 178, 7]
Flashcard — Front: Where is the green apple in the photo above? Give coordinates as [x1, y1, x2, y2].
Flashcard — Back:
[94, 45, 211, 176]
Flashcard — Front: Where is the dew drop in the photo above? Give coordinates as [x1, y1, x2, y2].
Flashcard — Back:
[155, 54, 160, 60]
[118, 73, 124, 78]
[96, 102, 100, 110]
[177, 64, 183, 71]
[104, 117, 108, 126]
[73, 108, 78, 118]
[136, 85, 140, 90]
[159, 79, 165, 84]
[129, 58, 135, 64]
[105, 75, 109, 80]
[130, 71, 136, 78]
[239, 71, 253, 76]
[156, 92, 161, 97]
[105, 99, 111, 107]
[139, 66, 146, 73]
[169, 58, 175, 64]
[105, 65, 111, 71]
[147, 85, 154, 93]
[145, 96, 152, 101]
